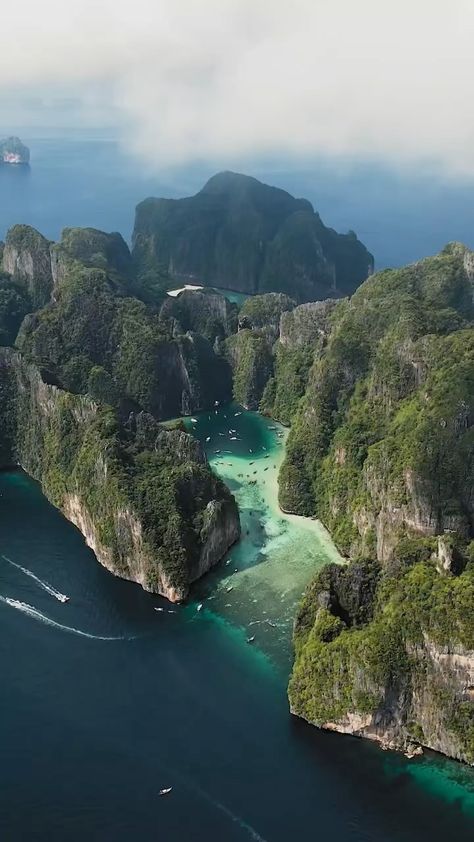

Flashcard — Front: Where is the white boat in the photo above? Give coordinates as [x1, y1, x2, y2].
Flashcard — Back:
[57, 594, 69, 603]
[234, 412, 242, 416]
[226, 586, 233, 593]
[197, 603, 203, 612]
[191, 418, 198, 423]
[214, 400, 220, 406]
[206, 436, 211, 442]
[247, 636, 255, 643]
[159, 787, 172, 796]
[154, 607, 164, 612]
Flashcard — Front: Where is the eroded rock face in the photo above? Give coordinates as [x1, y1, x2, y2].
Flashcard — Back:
[2, 225, 53, 308]
[0, 349, 240, 601]
[160, 289, 238, 342]
[279, 300, 337, 349]
[289, 557, 474, 764]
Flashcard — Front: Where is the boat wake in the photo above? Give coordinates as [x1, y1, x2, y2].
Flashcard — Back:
[0, 596, 132, 641]
[188, 780, 268, 842]
[2, 554, 69, 602]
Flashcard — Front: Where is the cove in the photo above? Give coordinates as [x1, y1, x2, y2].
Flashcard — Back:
[1, 407, 473, 840]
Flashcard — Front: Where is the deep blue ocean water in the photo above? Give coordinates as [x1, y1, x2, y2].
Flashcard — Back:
[1, 137, 474, 840]
[1, 133, 474, 268]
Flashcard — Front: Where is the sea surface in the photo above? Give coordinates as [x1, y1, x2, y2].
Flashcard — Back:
[1, 132, 474, 267]
[1, 407, 474, 841]
[1, 135, 474, 840]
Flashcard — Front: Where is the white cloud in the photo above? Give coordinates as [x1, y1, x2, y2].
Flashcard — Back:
[2, 0, 474, 176]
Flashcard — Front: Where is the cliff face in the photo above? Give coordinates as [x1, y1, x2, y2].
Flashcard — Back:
[51, 227, 134, 297]
[159, 288, 238, 342]
[6, 226, 232, 419]
[224, 329, 274, 410]
[289, 558, 474, 763]
[2, 225, 54, 309]
[132, 171, 373, 303]
[266, 244, 474, 762]
[0, 349, 240, 601]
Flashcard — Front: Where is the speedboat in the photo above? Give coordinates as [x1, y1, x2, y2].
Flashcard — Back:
[191, 418, 198, 423]
[159, 787, 172, 796]
[226, 586, 233, 593]
[154, 607, 164, 612]
[247, 636, 255, 644]
[197, 603, 203, 612]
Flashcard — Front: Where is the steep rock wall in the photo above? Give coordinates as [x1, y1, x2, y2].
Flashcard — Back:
[0, 348, 240, 601]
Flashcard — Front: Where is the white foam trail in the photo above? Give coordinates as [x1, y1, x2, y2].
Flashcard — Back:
[2, 554, 68, 602]
[189, 781, 268, 842]
[0, 596, 130, 641]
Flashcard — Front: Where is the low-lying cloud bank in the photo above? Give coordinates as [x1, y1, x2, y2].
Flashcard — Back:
[2, 1, 474, 176]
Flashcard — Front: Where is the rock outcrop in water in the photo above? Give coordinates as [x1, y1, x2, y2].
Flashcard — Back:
[0, 136, 30, 165]
[132, 171, 374, 303]
[0, 349, 240, 600]
[0, 222, 243, 599]
[276, 244, 474, 763]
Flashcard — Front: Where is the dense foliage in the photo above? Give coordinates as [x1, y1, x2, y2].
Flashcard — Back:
[289, 554, 474, 761]
[16, 260, 231, 419]
[225, 329, 274, 409]
[279, 245, 474, 541]
[0, 349, 238, 597]
[0, 274, 31, 346]
[283, 244, 474, 762]
[132, 171, 373, 302]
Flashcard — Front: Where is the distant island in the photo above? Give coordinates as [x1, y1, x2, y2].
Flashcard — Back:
[0, 136, 30, 165]
[133, 171, 374, 303]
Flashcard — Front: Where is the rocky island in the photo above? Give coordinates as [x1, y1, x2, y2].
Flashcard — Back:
[0, 224, 240, 601]
[0, 179, 472, 764]
[132, 171, 374, 302]
[0, 136, 30, 165]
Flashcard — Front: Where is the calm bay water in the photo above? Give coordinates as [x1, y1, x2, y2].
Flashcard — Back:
[1, 138, 474, 839]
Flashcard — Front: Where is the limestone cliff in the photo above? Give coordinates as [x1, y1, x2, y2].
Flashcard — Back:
[0, 349, 240, 601]
[279, 245, 474, 763]
[8, 225, 232, 418]
[289, 557, 474, 763]
[2, 225, 53, 309]
[132, 171, 373, 303]
[159, 288, 238, 342]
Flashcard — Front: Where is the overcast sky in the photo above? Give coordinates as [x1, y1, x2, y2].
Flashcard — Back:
[2, 1, 474, 177]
